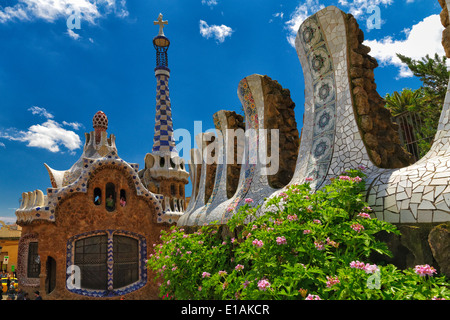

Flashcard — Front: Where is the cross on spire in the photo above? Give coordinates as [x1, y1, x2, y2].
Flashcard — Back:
[154, 13, 168, 36]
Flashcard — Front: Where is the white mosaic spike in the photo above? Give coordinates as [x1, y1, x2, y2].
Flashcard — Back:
[177, 132, 215, 225]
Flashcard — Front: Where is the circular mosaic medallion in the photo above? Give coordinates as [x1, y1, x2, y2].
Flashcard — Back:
[302, 26, 315, 44]
[308, 47, 331, 79]
[299, 17, 321, 49]
[314, 107, 335, 136]
[311, 54, 325, 72]
[311, 135, 332, 161]
[318, 111, 331, 129]
[314, 77, 335, 106]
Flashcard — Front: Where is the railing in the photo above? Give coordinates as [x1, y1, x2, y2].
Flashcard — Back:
[393, 111, 434, 162]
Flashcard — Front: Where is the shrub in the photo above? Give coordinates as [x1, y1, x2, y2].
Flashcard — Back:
[147, 168, 449, 300]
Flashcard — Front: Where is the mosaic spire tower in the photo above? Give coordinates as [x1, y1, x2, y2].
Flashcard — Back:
[152, 13, 176, 155]
[139, 14, 189, 217]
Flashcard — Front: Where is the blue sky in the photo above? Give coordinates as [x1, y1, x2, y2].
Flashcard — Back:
[0, 0, 445, 223]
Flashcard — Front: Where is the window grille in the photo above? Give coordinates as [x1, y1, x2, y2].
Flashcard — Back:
[27, 242, 40, 278]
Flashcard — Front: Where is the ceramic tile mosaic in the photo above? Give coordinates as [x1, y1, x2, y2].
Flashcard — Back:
[179, 6, 450, 226]
[152, 70, 177, 155]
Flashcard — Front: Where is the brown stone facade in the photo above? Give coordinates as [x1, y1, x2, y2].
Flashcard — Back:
[439, 0, 450, 58]
[261, 75, 300, 188]
[345, 14, 414, 168]
[17, 165, 169, 300]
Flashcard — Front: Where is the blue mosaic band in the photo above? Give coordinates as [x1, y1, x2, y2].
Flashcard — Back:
[152, 72, 176, 154]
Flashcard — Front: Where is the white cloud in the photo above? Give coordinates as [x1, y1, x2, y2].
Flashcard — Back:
[28, 106, 54, 119]
[199, 20, 233, 43]
[0, 0, 128, 24]
[0, 107, 82, 153]
[363, 14, 445, 78]
[285, 0, 324, 47]
[274, 12, 284, 19]
[202, 0, 218, 7]
[67, 28, 81, 40]
[0, 142, 5, 148]
[63, 121, 83, 130]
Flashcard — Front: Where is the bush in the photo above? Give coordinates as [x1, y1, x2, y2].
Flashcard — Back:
[147, 169, 449, 300]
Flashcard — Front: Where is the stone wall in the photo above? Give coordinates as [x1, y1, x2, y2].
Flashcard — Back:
[439, 0, 450, 58]
[261, 75, 300, 189]
[345, 14, 414, 168]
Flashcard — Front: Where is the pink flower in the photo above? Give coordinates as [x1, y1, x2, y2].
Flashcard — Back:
[357, 212, 371, 219]
[326, 276, 340, 288]
[198, 286, 202, 291]
[313, 219, 321, 224]
[414, 264, 437, 277]
[305, 177, 313, 182]
[357, 165, 366, 171]
[287, 214, 298, 221]
[279, 192, 288, 201]
[252, 225, 258, 230]
[364, 264, 379, 274]
[218, 270, 227, 276]
[305, 294, 322, 300]
[202, 272, 211, 278]
[245, 198, 254, 204]
[257, 279, 271, 291]
[339, 175, 351, 181]
[303, 229, 311, 234]
[351, 176, 362, 183]
[276, 236, 287, 245]
[314, 241, 324, 251]
[235, 264, 244, 271]
[351, 223, 364, 233]
[252, 239, 264, 248]
[350, 261, 366, 270]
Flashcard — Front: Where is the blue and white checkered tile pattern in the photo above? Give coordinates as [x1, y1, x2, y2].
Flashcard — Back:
[152, 73, 176, 154]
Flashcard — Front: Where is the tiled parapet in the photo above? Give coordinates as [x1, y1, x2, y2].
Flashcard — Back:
[180, 75, 284, 226]
[178, 5, 450, 226]
[177, 132, 216, 225]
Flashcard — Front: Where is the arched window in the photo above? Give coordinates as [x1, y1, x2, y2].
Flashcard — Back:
[105, 183, 115, 212]
[169, 158, 176, 168]
[68, 231, 145, 297]
[94, 188, 102, 205]
[119, 189, 126, 207]
[170, 184, 176, 196]
[159, 157, 165, 167]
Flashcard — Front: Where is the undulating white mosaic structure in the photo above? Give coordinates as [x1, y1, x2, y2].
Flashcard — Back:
[179, 6, 450, 226]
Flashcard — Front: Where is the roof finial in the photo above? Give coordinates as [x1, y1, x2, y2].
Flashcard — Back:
[154, 13, 168, 36]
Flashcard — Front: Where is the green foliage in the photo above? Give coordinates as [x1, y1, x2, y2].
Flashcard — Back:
[385, 54, 450, 159]
[147, 169, 450, 300]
